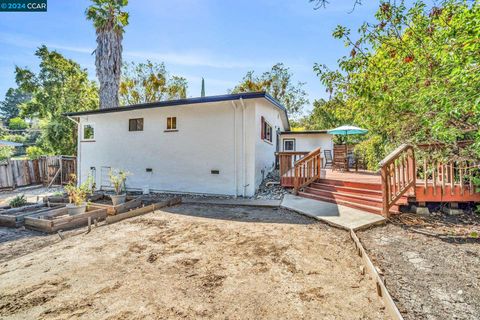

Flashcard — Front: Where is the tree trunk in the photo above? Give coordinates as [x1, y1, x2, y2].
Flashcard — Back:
[96, 30, 122, 109]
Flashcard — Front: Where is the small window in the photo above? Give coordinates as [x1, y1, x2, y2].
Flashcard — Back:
[167, 117, 177, 130]
[82, 123, 95, 141]
[129, 118, 143, 131]
[261, 117, 273, 143]
[283, 139, 295, 151]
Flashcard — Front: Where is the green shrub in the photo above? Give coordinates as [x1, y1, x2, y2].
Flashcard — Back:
[0, 146, 14, 161]
[26, 146, 45, 159]
[0, 134, 26, 143]
[9, 194, 27, 208]
[8, 117, 28, 130]
[354, 135, 386, 171]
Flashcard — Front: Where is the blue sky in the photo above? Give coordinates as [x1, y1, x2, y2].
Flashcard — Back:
[0, 0, 384, 113]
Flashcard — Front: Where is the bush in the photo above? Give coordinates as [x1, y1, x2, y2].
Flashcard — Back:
[0, 146, 14, 161]
[354, 135, 386, 171]
[26, 146, 45, 159]
[9, 194, 27, 208]
[8, 117, 28, 130]
[0, 134, 26, 143]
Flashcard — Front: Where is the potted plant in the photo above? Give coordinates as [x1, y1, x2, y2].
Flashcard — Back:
[65, 174, 92, 215]
[109, 169, 129, 206]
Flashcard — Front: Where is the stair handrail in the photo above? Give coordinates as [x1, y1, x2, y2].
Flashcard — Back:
[294, 147, 322, 194]
[379, 144, 416, 217]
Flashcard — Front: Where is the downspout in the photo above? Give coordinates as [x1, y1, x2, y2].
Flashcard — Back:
[66, 115, 81, 185]
[230, 101, 238, 198]
[239, 98, 247, 197]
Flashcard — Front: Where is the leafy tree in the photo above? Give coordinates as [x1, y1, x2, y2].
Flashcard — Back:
[299, 98, 344, 130]
[86, 0, 129, 109]
[16, 46, 98, 155]
[313, 0, 480, 168]
[8, 117, 28, 130]
[119, 61, 188, 105]
[309, 0, 363, 11]
[0, 88, 30, 121]
[231, 63, 308, 118]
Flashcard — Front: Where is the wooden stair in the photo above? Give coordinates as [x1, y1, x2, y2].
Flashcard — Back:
[298, 178, 408, 215]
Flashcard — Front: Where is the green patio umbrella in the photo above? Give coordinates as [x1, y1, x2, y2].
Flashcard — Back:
[327, 125, 368, 136]
[327, 125, 368, 170]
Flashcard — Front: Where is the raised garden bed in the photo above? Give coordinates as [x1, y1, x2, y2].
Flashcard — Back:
[24, 205, 107, 233]
[44, 192, 105, 204]
[85, 194, 142, 215]
[0, 203, 65, 228]
[44, 192, 141, 215]
[104, 197, 182, 224]
[26, 196, 182, 233]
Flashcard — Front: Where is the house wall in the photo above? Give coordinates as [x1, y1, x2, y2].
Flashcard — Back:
[79, 102, 240, 195]
[77, 99, 287, 197]
[280, 133, 334, 166]
[253, 100, 286, 191]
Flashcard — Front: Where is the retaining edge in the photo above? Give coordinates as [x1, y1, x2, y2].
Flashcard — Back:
[350, 229, 404, 320]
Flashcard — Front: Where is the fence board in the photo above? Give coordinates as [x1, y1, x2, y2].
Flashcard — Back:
[0, 156, 76, 190]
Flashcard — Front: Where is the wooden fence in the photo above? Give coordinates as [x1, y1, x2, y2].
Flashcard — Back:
[0, 156, 76, 190]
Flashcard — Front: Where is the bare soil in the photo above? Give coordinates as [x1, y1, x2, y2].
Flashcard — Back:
[358, 216, 480, 320]
[0, 204, 386, 319]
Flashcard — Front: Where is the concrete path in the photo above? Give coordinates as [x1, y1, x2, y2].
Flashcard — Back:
[182, 198, 281, 208]
[281, 194, 385, 231]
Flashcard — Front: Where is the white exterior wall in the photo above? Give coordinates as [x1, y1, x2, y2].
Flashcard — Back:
[77, 98, 287, 197]
[253, 100, 286, 191]
[280, 133, 334, 166]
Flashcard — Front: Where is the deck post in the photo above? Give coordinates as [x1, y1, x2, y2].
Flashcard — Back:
[411, 148, 416, 198]
[380, 166, 390, 218]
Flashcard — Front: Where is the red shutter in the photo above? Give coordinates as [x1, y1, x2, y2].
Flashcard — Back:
[261, 116, 265, 139]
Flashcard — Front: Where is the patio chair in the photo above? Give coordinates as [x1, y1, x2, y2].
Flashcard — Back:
[333, 144, 348, 171]
[324, 150, 333, 168]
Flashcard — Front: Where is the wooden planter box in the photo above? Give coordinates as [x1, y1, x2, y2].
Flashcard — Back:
[105, 197, 182, 224]
[0, 203, 65, 228]
[44, 193, 142, 215]
[87, 196, 142, 215]
[24, 205, 107, 233]
[44, 192, 104, 204]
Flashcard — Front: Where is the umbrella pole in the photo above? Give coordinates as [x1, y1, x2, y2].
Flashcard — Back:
[345, 131, 349, 172]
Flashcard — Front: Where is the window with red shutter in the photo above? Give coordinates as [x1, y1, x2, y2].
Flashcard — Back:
[261, 116, 265, 139]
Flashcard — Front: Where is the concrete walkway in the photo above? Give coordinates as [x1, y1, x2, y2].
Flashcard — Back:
[281, 194, 385, 231]
[182, 198, 281, 208]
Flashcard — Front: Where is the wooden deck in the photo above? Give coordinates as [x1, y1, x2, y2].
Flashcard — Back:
[281, 169, 480, 203]
[281, 169, 381, 188]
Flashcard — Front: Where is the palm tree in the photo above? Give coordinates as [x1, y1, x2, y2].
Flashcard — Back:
[86, 0, 129, 109]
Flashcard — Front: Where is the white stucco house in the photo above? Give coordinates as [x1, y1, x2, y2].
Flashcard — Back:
[66, 92, 333, 197]
[279, 131, 334, 167]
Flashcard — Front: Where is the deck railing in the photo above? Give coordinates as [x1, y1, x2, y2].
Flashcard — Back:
[277, 151, 309, 185]
[379, 144, 416, 217]
[419, 159, 479, 196]
[293, 147, 322, 194]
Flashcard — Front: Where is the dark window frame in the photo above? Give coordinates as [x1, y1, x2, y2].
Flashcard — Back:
[283, 139, 295, 151]
[261, 117, 273, 143]
[82, 123, 95, 141]
[167, 117, 177, 130]
[129, 118, 144, 131]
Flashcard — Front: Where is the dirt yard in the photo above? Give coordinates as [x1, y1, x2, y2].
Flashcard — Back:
[0, 204, 386, 319]
[358, 215, 480, 320]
